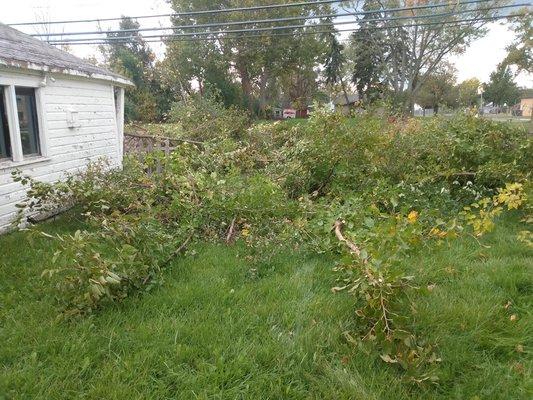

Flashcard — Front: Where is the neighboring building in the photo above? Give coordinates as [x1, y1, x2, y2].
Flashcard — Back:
[271, 105, 310, 120]
[0, 23, 132, 232]
[283, 108, 297, 119]
[331, 93, 360, 115]
[414, 104, 434, 117]
[520, 97, 533, 117]
[271, 107, 283, 120]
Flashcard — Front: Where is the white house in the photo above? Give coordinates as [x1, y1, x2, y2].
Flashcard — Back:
[0, 23, 132, 232]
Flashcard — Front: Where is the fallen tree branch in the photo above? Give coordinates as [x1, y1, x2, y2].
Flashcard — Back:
[226, 217, 237, 244]
[333, 220, 366, 262]
[161, 232, 194, 268]
[419, 171, 477, 185]
[313, 159, 340, 196]
[124, 131, 204, 146]
[26, 205, 73, 224]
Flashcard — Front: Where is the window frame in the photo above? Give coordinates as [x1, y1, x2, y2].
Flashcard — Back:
[0, 87, 12, 160]
[16, 86, 42, 157]
[0, 74, 48, 166]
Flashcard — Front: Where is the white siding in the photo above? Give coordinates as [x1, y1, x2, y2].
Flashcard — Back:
[0, 69, 123, 233]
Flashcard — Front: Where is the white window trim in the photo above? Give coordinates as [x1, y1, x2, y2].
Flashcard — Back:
[112, 86, 125, 166]
[0, 78, 49, 165]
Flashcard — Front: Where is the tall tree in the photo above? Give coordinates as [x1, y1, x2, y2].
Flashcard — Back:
[164, 0, 330, 115]
[324, 33, 351, 106]
[483, 64, 521, 107]
[456, 78, 481, 108]
[414, 63, 457, 113]
[502, 13, 532, 74]
[349, 0, 386, 102]
[101, 17, 167, 121]
[344, 0, 514, 113]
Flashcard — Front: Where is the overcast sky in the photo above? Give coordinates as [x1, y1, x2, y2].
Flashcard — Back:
[2, 0, 531, 87]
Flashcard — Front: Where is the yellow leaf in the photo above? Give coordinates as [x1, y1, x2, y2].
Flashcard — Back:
[407, 210, 419, 224]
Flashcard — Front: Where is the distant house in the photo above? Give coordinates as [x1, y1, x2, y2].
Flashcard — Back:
[271, 107, 283, 120]
[520, 97, 533, 118]
[413, 104, 435, 117]
[332, 93, 360, 115]
[0, 23, 132, 232]
[283, 109, 297, 119]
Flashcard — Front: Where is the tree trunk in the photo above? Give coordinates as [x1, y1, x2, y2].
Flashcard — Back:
[236, 57, 254, 112]
[340, 77, 351, 110]
[258, 69, 270, 118]
[402, 96, 414, 116]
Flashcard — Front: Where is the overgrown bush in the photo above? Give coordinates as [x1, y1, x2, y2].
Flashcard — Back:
[168, 91, 251, 141]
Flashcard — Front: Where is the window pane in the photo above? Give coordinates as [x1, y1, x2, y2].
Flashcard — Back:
[0, 87, 11, 159]
[15, 87, 40, 156]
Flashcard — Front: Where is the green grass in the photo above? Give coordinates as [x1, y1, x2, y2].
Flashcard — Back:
[0, 216, 531, 399]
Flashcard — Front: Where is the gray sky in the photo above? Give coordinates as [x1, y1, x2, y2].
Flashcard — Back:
[3, 0, 531, 87]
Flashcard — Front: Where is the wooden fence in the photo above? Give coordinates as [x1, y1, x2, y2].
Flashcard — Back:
[124, 132, 186, 174]
[124, 131, 205, 174]
[124, 132, 178, 156]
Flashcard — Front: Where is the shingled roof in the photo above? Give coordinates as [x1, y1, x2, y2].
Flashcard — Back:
[0, 23, 132, 86]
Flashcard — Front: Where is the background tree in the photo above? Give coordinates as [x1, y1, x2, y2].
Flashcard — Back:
[414, 63, 457, 114]
[456, 78, 481, 108]
[101, 17, 170, 122]
[483, 64, 521, 107]
[349, 0, 386, 103]
[324, 33, 351, 106]
[502, 13, 532, 74]
[165, 0, 331, 116]
[160, 40, 242, 108]
[343, 0, 514, 114]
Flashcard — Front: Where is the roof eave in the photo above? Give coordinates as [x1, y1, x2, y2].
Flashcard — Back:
[0, 58, 134, 87]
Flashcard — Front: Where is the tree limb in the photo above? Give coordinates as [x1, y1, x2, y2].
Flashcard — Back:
[333, 220, 366, 263]
[161, 232, 194, 268]
[226, 217, 237, 244]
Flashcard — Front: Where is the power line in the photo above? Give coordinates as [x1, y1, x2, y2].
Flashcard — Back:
[8, 0, 347, 26]
[48, 13, 524, 46]
[44, 4, 529, 44]
[32, 0, 496, 38]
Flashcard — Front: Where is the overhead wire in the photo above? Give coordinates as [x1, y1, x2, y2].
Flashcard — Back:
[32, 0, 497, 37]
[44, 4, 529, 44]
[47, 13, 526, 46]
[8, 0, 349, 26]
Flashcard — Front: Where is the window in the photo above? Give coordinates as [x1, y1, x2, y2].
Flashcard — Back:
[0, 85, 43, 163]
[0, 87, 11, 159]
[16, 87, 40, 156]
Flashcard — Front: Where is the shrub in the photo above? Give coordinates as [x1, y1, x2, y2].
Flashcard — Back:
[168, 92, 251, 141]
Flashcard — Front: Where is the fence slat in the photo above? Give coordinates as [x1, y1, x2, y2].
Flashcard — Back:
[123, 132, 179, 175]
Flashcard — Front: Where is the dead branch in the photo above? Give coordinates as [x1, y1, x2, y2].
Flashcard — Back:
[161, 232, 194, 268]
[418, 171, 477, 186]
[27, 205, 73, 224]
[124, 131, 204, 146]
[130, 123, 149, 133]
[333, 220, 365, 260]
[226, 217, 237, 244]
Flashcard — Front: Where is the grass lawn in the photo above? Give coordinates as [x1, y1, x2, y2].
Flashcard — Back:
[0, 215, 531, 399]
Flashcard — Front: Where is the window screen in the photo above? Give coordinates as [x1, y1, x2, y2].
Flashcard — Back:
[0, 87, 11, 159]
[15, 87, 40, 156]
